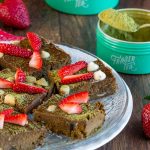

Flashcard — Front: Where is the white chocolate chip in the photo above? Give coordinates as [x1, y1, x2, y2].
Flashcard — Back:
[36, 78, 48, 87]
[94, 70, 106, 81]
[87, 62, 99, 72]
[47, 105, 57, 112]
[4, 94, 15, 106]
[0, 52, 4, 58]
[6, 77, 15, 82]
[60, 85, 70, 95]
[26, 76, 36, 83]
[41, 51, 50, 59]
[0, 90, 5, 95]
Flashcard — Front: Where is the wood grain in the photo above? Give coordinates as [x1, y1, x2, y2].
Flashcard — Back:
[1, 0, 150, 149]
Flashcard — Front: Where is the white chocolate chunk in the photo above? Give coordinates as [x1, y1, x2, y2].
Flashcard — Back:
[4, 94, 15, 106]
[94, 70, 106, 81]
[41, 51, 50, 59]
[87, 62, 99, 72]
[0, 52, 4, 58]
[47, 105, 57, 112]
[36, 78, 48, 87]
[60, 85, 70, 95]
[26, 76, 36, 83]
[0, 90, 5, 95]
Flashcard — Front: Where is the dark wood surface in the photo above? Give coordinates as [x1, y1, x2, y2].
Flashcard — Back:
[1, 0, 150, 149]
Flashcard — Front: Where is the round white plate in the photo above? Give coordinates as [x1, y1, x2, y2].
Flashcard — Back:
[37, 44, 133, 150]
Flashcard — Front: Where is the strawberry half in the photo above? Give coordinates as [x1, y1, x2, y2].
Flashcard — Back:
[27, 32, 42, 52]
[142, 103, 150, 138]
[58, 61, 87, 79]
[0, 0, 30, 29]
[0, 78, 13, 88]
[5, 114, 27, 126]
[0, 108, 14, 116]
[0, 43, 32, 58]
[29, 51, 42, 70]
[61, 92, 89, 104]
[13, 82, 47, 94]
[59, 102, 82, 114]
[61, 72, 94, 84]
[0, 114, 4, 129]
[15, 68, 26, 82]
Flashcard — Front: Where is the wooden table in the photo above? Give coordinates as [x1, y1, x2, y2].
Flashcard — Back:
[1, 0, 150, 149]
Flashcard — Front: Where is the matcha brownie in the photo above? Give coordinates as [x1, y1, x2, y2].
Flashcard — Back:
[48, 59, 116, 99]
[34, 92, 105, 139]
[0, 104, 46, 150]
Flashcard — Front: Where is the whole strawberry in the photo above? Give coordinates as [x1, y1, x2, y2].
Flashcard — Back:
[0, 0, 30, 29]
[142, 103, 150, 138]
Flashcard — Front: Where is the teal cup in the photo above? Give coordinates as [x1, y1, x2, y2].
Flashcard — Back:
[96, 8, 150, 74]
[45, 0, 119, 15]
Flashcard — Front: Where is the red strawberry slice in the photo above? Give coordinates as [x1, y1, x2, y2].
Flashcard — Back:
[61, 72, 94, 84]
[13, 82, 47, 94]
[15, 68, 26, 82]
[0, 0, 30, 29]
[0, 114, 4, 129]
[0, 43, 32, 58]
[0, 78, 13, 88]
[0, 108, 14, 116]
[27, 32, 42, 52]
[58, 61, 87, 79]
[61, 92, 89, 104]
[0, 29, 25, 43]
[59, 102, 82, 114]
[29, 51, 42, 70]
[5, 114, 27, 126]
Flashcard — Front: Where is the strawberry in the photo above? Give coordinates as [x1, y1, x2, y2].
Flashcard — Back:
[142, 103, 150, 138]
[0, 43, 32, 58]
[15, 68, 26, 82]
[27, 32, 42, 52]
[29, 51, 42, 70]
[0, 114, 4, 129]
[59, 102, 82, 114]
[13, 82, 47, 94]
[58, 61, 87, 78]
[61, 92, 89, 104]
[0, 29, 25, 43]
[0, 78, 13, 88]
[61, 72, 94, 84]
[0, 0, 30, 29]
[0, 108, 14, 116]
[5, 114, 27, 126]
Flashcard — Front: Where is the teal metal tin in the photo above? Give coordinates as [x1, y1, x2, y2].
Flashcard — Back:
[96, 8, 150, 74]
[45, 0, 119, 15]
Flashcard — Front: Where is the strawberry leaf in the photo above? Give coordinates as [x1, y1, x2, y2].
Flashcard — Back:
[144, 96, 150, 100]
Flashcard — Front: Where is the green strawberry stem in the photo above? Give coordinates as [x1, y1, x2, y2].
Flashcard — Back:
[144, 96, 150, 100]
[142, 95, 150, 106]
[0, 0, 4, 2]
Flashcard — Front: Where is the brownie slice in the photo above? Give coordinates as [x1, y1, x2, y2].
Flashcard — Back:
[0, 38, 71, 78]
[33, 94, 105, 139]
[48, 60, 117, 100]
[0, 68, 54, 113]
[0, 104, 46, 150]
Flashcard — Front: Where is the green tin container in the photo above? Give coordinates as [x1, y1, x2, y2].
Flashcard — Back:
[45, 0, 119, 15]
[96, 8, 150, 74]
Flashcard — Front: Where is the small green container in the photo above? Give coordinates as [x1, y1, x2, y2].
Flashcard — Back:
[45, 0, 119, 15]
[96, 8, 150, 74]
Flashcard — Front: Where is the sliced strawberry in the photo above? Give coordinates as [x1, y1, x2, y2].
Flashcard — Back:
[5, 114, 27, 126]
[27, 32, 42, 52]
[0, 108, 14, 116]
[61, 72, 94, 84]
[61, 92, 89, 104]
[0, 78, 13, 88]
[15, 68, 26, 82]
[0, 114, 4, 129]
[13, 82, 47, 94]
[0, 43, 32, 58]
[58, 61, 87, 78]
[0, 29, 25, 42]
[29, 51, 42, 70]
[59, 102, 82, 114]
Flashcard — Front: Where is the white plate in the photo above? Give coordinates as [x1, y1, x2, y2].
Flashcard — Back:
[37, 44, 133, 150]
